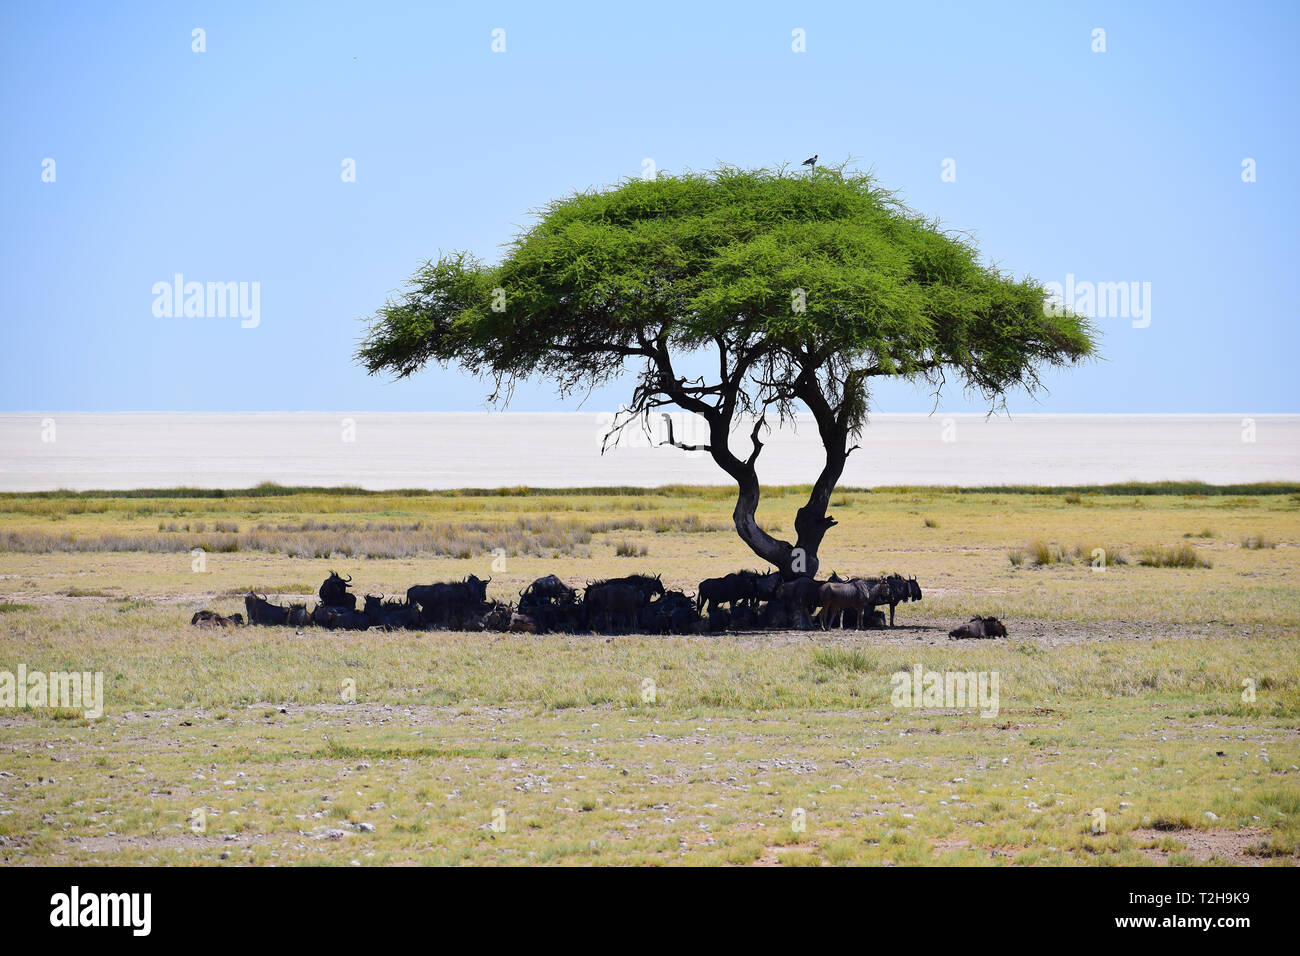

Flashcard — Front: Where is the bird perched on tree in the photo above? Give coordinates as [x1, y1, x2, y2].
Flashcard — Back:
[802, 154, 818, 168]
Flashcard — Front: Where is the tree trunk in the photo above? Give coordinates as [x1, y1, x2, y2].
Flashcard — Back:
[791, 445, 849, 580]
[713, 420, 850, 581]
[730, 467, 796, 573]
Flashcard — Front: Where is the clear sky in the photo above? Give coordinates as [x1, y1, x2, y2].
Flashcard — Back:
[2, 0, 1296, 414]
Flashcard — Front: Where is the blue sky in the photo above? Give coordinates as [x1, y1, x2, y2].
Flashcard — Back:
[2, 0, 1296, 413]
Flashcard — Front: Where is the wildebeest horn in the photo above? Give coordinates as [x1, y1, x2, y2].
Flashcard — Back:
[343, 573, 352, 583]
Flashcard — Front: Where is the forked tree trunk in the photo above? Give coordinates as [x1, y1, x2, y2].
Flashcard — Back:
[712, 418, 851, 581]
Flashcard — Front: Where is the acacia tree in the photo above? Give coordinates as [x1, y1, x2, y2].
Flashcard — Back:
[357, 164, 1096, 578]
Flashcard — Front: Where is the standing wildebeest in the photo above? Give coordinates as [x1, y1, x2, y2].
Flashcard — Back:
[191, 609, 244, 628]
[245, 593, 290, 626]
[584, 574, 664, 633]
[696, 571, 761, 614]
[599, 573, 665, 602]
[583, 582, 645, 633]
[816, 578, 893, 630]
[948, 616, 1007, 640]
[882, 573, 923, 628]
[408, 575, 490, 627]
[319, 571, 356, 611]
[747, 570, 784, 606]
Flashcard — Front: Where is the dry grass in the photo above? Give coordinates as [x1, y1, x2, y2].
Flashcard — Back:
[1138, 543, 1211, 568]
[0, 486, 1297, 866]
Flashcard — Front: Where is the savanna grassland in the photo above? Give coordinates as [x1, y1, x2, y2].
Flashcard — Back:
[0, 484, 1297, 866]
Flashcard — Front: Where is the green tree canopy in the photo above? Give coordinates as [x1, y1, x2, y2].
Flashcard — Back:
[358, 164, 1097, 576]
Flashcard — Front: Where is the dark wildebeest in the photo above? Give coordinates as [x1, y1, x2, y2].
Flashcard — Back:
[778, 576, 822, 629]
[639, 590, 697, 634]
[583, 574, 663, 633]
[702, 572, 769, 616]
[331, 609, 372, 631]
[509, 611, 537, 633]
[949, 616, 1007, 640]
[600, 573, 664, 602]
[408, 575, 490, 627]
[882, 573, 919, 628]
[287, 603, 311, 626]
[191, 609, 244, 628]
[583, 583, 643, 633]
[729, 603, 757, 630]
[245, 592, 289, 626]
[747, 570, 784, 606]
[363, 594, 419, 629]
[758, 596, 800, 630]
[319, 570, 356, 610]
[816, 578, 892, 630]
[519, 574, 581, 633]
[311, 604, 340, 628]
[475, 601, 513, 632]
[696, 575, 737, 614]
[521, 574, 576, 605]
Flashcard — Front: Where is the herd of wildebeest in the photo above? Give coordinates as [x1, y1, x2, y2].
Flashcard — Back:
[190, 569, 1008, 639]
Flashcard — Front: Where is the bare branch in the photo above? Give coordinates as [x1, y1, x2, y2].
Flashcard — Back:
[659, 414, 711, 453]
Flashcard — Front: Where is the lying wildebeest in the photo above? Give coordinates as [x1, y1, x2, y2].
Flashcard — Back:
[287, 603, 311, 627]
[778, 576, 823, 629]
[359, 594, 419, 630]
[476, 601, 513, 632]
[509, 611, 537, 633]
[840, 605, 861, 627]
[519, 574, 582, 633]
[335, 613, 371, 634]
[310, 604, 337, 628]
[758, 596, 800, 630]
[817, 577, 893, 630]
[245, 592, 290, 626]
[319, 570, 356, 610]
[730, 603, 757, 630]
[308, 602, 369, 630]
[191, 609, 244, 628]
[638, 590, 699, 634]
[521, 574, 576, 605]
[949, 616, 1007, 640]
[408, 575, 490, 627]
